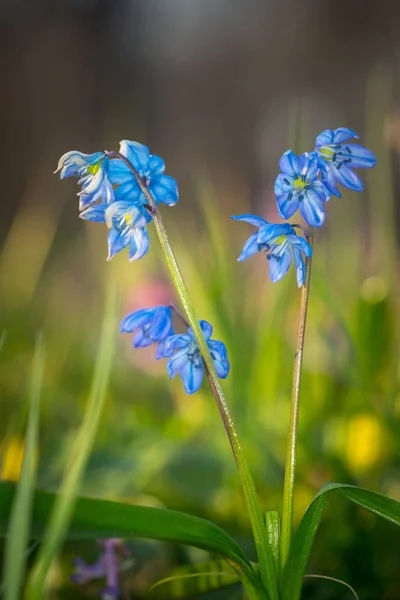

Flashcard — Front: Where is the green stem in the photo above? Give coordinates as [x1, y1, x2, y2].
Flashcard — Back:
[280, 229, 314, 571]
[106, 152, 278, 599]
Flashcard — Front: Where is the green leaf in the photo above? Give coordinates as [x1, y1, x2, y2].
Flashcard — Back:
[282, 483, 400, 600]
[0, 481, 260, 590]
[149, 559, 240, 599]
[2, 334, 44, 600]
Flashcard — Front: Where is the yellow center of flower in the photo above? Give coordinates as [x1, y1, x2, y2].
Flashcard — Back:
[318, 146, 335, 161]
[125, 214, 133, 226]
[293, 177, 308, 191]
[87, 162, 101, 176]
[274, 235, 286, 245]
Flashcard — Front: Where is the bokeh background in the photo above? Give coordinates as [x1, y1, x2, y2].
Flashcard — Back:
[1, 1, 400, 598]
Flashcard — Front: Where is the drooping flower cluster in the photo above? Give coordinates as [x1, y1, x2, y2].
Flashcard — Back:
[233, 127, 376, 286]
[57, 139, 230, 395]
[56, 141, 178, 262]
[71, 539, 132, 600]
[121, 306, 230, 394]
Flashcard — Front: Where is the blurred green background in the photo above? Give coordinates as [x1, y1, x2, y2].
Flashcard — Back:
[1, 1, 400, 598]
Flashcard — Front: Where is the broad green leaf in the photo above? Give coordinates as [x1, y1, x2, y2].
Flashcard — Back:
[282, 483, 400, 600]
[0, 481, 258, 589]
[149, 559, 240, 599]
[24, 288, 118, 600]
[2, 334, 44, 600]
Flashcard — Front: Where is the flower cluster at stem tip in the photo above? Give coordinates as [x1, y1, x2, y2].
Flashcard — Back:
[232, 127, 376, 286]
[56, 141, 179, 262]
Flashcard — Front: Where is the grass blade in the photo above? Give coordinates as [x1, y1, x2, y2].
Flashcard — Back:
[2, 333, 44, 600]
[24, 287, 118, 599]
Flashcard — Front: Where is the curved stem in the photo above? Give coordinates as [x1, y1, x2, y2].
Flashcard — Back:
[280, 229, 314, 571]
[106, 151, 278, 599]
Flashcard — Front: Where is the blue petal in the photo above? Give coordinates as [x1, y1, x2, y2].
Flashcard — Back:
[108, 158, 132, 184]
[107, 227, 130, 260]
[71, 556, 106, 584]
[237, 232, 259, 262]
[311, 179, 327, 202]
[187, 320, 212, 340]
[331, 163, 363, 192]
[269, 247, 292, 283]
[292, 247, 307, 287]
[119, 140, 150, 172]
[149, 307, 172, 341]
[208, 340, 230, 378]
[164, 334, 192, 351]
[332, 127, 359, 143]
[156, 328, 174, 359]
[105, 201, 148, 229]
[150, 175, 179, 206]
[114, 181, 142, 203]
[319, 162, 342, 198]
[128, 227, 150, 262]
[120, 308, 152, 333]
[279, 150, 300, 177]
[149, 154, 166, 176]
[276, 192, 299, 220]
[315, 129, 334, 148]
[79, 203, 107, 222]
[257, 223, 294, 245]
[55, 151, 105, 179]
[231, 214, 268, 227]
[274, 173, 295, 195]
[200, 320, 213, 340]
[180, 359, 204, 394]
[133, 328, 153, 348]
[341, 144, 376, 168]
[287, 234, 313, 258]
[300, 152, 318, 181]
[299, 189, 326, 227]
[167, 347, 191, 378]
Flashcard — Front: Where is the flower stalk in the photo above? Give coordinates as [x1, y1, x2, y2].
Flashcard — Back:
[280, 228, 314, 571]
[105, 151, 278, 599]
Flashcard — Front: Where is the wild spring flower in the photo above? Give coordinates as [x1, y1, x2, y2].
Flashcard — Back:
[80, 200, 150, 262]
[55, 151, 113, 210]
[108, 140, 179, 208]
[274, 151, 327, 227]
[120, 305, 174, 359]
[56, 140, 179, 262]
[164, 320, 230, 395]
[71, 539, 131, 600]
[232, 215, 312, 287]
[315, 127, 376, 197]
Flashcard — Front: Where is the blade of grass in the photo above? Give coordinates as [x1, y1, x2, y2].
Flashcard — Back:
[24, 286, 118, 600]
[2, 333, 44, 600]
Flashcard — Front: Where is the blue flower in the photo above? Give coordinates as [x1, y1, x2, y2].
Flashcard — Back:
[108, 140, 179, 208]
[164, 320, 229, 395]
[232, 215, 312, 287]
[274, 151, 327, 227]
[80, 200, 150, 262]
[71, 539, 131, 600]
[55, 151, 113, 210]
[120, 306, 174, 359]
[315, 127, 376, 197]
